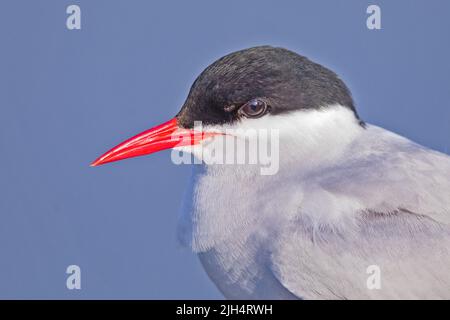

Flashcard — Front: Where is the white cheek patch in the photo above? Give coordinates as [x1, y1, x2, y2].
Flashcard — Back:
[171, 127, 281, 175]
[171, 105, 361, 176]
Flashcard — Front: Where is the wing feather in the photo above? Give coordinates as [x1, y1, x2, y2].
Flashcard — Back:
[270, 126, 450, 299]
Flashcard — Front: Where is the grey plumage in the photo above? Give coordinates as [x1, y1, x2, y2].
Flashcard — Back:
[176, 47, 450, 299]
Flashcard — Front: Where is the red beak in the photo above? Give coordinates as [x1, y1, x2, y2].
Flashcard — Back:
[91, 118, 218, 167]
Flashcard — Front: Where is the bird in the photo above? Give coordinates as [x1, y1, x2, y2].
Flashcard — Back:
[91, 46, 450, 299]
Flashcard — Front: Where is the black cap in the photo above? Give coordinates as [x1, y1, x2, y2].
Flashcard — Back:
[177, 46, 360, 128]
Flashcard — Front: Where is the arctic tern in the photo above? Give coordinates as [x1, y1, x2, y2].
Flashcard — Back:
[92, 46, 450, 299]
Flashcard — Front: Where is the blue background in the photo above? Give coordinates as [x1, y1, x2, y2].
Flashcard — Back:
[0, 0, 449, 298]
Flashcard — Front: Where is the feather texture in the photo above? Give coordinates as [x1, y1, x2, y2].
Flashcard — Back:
[177, 105, 450, 299]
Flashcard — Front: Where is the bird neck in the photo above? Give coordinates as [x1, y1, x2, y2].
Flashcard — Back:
[177, 105, 365, 252]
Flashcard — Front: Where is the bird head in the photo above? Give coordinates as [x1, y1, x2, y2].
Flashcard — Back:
[91, 46, 362, 170]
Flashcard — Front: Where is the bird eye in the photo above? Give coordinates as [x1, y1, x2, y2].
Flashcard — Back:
[239, 99, 268, 118]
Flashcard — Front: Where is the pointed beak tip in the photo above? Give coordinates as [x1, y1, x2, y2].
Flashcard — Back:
[90, 158, 104, 167]
[90, 117, 210, 167]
